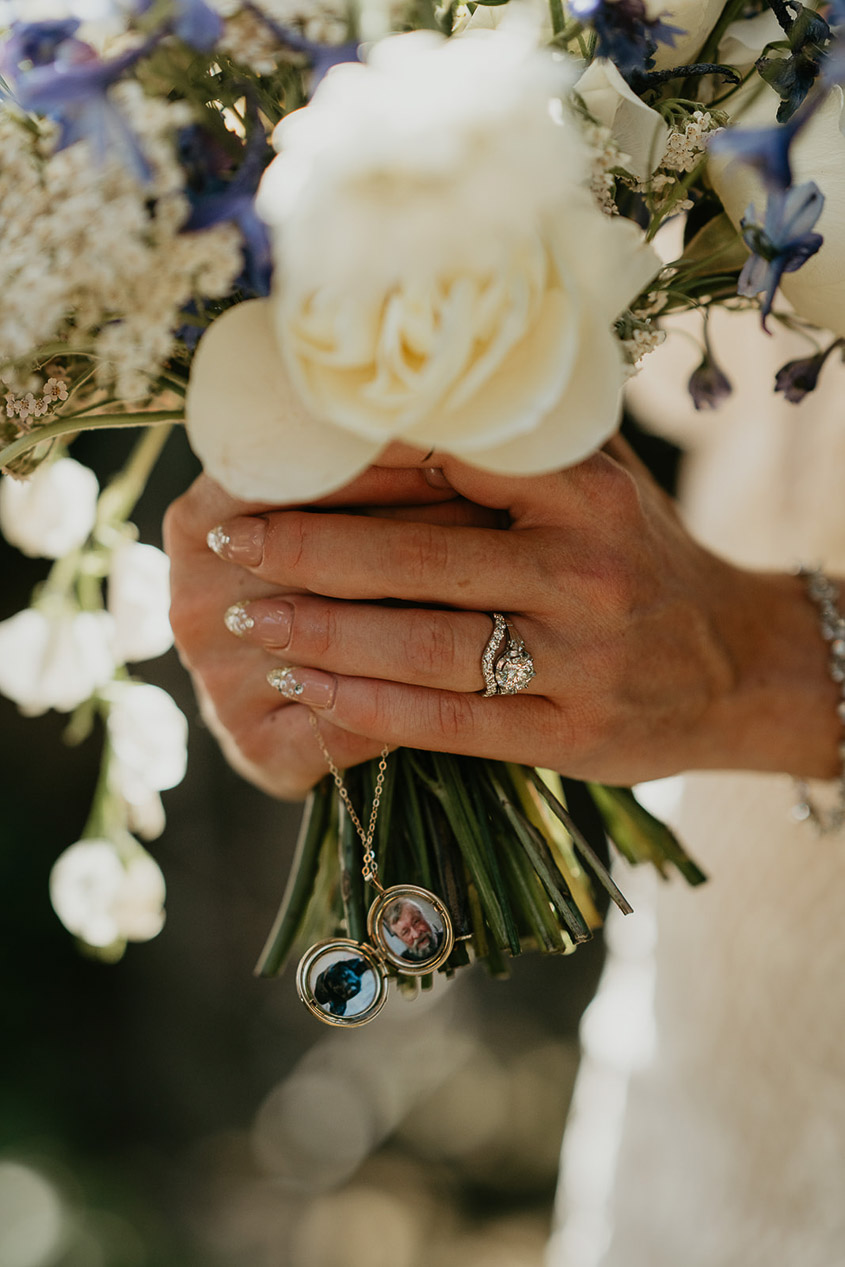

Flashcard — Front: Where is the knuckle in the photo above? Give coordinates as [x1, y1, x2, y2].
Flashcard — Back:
[167, 588, 206, 654]
[390, 522, 450, 589]
[433, 689, 474, 743]
[600, 460, 643, 523]
[300, 601, 340, 658]
[266, 510, 310, 580]
[406, 611, 457, 681]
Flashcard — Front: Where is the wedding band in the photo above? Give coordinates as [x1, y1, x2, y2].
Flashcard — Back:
[481, 613, 536, 696]
[481, 613, 508, 696]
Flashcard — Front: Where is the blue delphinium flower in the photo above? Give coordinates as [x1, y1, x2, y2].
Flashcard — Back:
[1, 20, 151, 177]
[688, 355, 732, 410]
[181, 113, 274, 297]
[568, 0, 683, 78]
[132, 0, 223, 51]
[244, 2, 360, 88]
[708, 107, 807, 192]
[774, 338, 844, 402]
[738, 181, 824, 328]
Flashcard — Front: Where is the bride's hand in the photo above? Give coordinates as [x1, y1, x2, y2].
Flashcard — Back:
[187, 436, 840, 787]
[163, 464, 499, 799]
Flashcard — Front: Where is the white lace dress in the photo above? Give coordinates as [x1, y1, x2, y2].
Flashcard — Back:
[548, 309, 845, 1267]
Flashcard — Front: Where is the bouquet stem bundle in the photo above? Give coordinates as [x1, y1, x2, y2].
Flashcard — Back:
[256, 754, 706, 984]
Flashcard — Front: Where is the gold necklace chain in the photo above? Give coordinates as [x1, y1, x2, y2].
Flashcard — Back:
[309, 714, 389, 888]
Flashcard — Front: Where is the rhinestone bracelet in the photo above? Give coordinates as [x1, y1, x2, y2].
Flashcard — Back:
[792, 566, 845, 834]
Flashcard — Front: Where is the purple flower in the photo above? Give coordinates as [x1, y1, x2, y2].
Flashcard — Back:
[568, 0, 683, 77]
[244, 3, 359, 88]
[688, 356, 732, 410]
[132, 0, 223, 51]
[738, 181, 824, 328]
[708, 110, 804, 192]
[181, 114, 274, 296]
[774, 338, 844, 402]
[1, 21, 151, 177]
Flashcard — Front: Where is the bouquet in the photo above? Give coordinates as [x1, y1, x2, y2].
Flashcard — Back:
[1, 0, 841, 1012]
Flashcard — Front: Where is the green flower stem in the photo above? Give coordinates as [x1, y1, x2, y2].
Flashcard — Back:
[427, 754, 517, 953]
[497, 833, 567, 954]
[526, 769, 634, 915]
[255, 783, 334, 978]
[96, 423, 175, 528]
[588, 783, 708, 885]
[399, 750, 436, 892]
[548, 0, 566, 36]
[0, 412, 182, 473]
[486, 771, 592, 944]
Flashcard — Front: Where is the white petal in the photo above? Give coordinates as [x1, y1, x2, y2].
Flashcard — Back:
[127, 790, 167, 842]
[0, 607, 115, 715]
[105, 681, 188, 794]
[185, 300, 384, 502]
[576, 60, 669, 182]
[455, 313, 626, 474]
[0, 458, 99, 559]
[108, 540, 173, 662]
[49, 839, 125, 945]
[113, 853, 166, 942]
[402, 285, 578, 451]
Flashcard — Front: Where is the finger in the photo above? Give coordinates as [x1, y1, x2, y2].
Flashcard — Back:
[363, 499, 504, 528]
[206, 511, 544, 609]
[187, 646, 388, 798]
[421, 449, 628, 524]
[225, 595, 547, 694]
[265, 672, 568, 769]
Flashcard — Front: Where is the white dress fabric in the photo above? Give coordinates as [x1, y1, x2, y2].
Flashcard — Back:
[549, 309, 845, 1267]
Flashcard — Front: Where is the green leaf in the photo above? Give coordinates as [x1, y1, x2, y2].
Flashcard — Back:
[254, 781, 334, 977]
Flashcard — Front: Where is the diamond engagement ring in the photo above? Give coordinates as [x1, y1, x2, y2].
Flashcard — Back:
[480, 613, 536, 696]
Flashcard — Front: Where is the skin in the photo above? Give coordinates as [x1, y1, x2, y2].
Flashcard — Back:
[163, 438, 841, 802]
[388, 903, 436, 952]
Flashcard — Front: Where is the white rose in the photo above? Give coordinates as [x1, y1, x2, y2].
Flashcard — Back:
[49, 837, 166, 948]
[105, 681, 189, 806]
[576, 58, 669, 181]
[709, 85, 845, 338]
[107, 539, 173, 662]
[0, 605, 115, 715]
[565, 0, 725, 73]
[186, 29, 658, 502]
[645, 0, 726, 71]
[0, 458, 99, 560]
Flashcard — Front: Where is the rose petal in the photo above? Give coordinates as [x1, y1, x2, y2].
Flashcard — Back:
[185, 300, 384, 502]
[458, 312, 626, 474]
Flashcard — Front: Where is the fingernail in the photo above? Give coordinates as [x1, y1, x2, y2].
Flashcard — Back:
[267, 665, 337, 709]
[225, 599, 293, 647]
[424, 466, 452, 489]
[207, 517, 266, 566]
[224, 601, 255, 637]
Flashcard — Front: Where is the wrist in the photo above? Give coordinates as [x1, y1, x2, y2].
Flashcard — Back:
[700, 565, 842, 779]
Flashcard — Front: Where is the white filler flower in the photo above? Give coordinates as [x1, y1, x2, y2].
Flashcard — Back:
[49, 838, 166, 948]
[0, 606, 115, 715]
[105, 681, 189, 804]
[187, 27, 659, 501]
[0, 457, 99, 559]
[108, 539, 174, 662]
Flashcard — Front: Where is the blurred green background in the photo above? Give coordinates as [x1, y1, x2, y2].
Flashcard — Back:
[0, 428, 614, 1267]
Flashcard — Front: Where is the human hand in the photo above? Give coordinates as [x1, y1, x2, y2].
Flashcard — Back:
[194, 436, 840, 788]
[163, 461, 501, 799]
